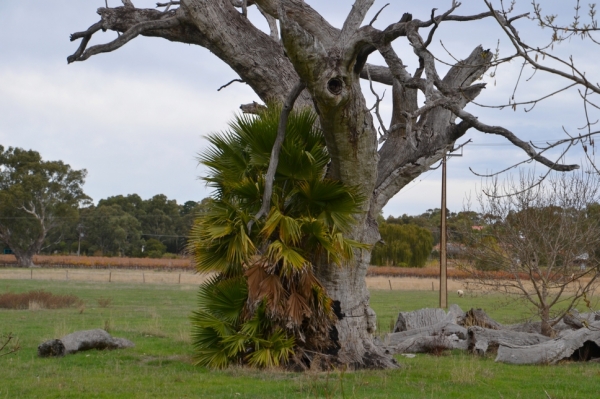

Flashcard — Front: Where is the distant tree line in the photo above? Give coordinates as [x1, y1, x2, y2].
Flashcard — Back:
[47, 194, 210, 258]
[371, 209, 482, 268]
[0, 145, 481, 268]
[0, 145, 209, 265]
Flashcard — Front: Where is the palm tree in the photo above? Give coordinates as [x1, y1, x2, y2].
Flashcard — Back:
[189, 106, 367, 368]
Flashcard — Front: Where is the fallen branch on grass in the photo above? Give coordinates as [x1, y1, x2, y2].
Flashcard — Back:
[38, 329, 134, 357]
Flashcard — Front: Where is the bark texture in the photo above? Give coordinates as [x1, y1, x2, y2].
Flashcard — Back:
[496, 321, 600, 364]
[393, 308, 448, 332]
[381, 305, 600, 365]
[467, 326, 551, 355]
[67, 0, 582, 368]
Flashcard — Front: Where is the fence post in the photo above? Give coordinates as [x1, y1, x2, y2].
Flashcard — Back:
[31, 269, 33, 280]
[178, 273, 181, 284]
[143, 272, 145, 283]
[109, 271, 112, 283]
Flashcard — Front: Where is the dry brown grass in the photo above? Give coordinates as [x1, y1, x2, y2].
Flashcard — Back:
[367, 263, 533, 281]
[367, 265, 470, 279]
[0, 290, 83, 310]
[0, 254, 193, 270]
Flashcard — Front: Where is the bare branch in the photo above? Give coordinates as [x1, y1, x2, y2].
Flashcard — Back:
[448, 103, 580, 172]
[68, 21, 104, 63]
[469, 83, 578, 111]
[242, 0, 248, 17]
[484, 0, 600, 96]
[369, 3, 389, 27]
[249, 80, 306, 231]
[230, 0, 256, 7]
[341, 0, 375, 38]
[359, 64, 393, 85]
[0, 334, 20, 357]
[156, 1, 180, 12]
[68, 16, 180, 63]
[365, 65, 388, 143]
[218, 79, 245, 91]
[422, 8, 440, 49]
[257, 4, 279, 40]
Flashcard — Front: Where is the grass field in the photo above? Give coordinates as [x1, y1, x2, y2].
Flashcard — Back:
[1, 278, 599, 398]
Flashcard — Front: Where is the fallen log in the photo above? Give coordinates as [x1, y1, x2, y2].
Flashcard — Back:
[38, 329, 134, 357]
[467, 326, 551, 355]
[390, 333, 468, 354]
[496, 321, 600, 364]
[393, 308, 447, 332]
[461, 308, 502, 330]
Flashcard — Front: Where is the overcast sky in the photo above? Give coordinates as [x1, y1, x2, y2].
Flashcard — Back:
[0, 1, 596, 216]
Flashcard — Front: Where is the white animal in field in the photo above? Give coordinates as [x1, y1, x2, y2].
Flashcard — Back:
[457, 289, 464, 298]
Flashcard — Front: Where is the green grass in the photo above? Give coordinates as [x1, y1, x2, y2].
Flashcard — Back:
[1, 279, 599, 398]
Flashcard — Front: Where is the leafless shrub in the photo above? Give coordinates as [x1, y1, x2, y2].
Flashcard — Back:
[0, 333, 20, 357]
[461, 170, 600, 336]
[96, 297, 112, 308]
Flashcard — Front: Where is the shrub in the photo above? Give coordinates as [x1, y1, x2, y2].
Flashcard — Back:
[0, 291, 83, 310]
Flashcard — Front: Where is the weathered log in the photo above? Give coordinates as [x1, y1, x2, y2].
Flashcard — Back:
[496, 321, 600, 364]
[37, 339, 66, 357]
[389, 333, 468, 354]
[61, 329, 134, 354]
[386, 305, 466, 346]
[386, 320, 468, 343]
[461, 308, 502, 330]
[38, 329, 135, 357]
[508, 319, 574, 335]
[563, 309, 584, 329]
[446, 304, 466, 324]
[467, 326, 551, 355]
[393, 308, 447, 332]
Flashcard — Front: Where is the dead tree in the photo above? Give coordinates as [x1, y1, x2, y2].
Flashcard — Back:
[68, 0, 600, 368]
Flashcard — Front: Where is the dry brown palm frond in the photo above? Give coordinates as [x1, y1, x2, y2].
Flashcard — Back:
[259, 274, 286, 315]
[298, 269, 320, 298]
[286, 291, 312, 326]
[245, 262, 269, 302]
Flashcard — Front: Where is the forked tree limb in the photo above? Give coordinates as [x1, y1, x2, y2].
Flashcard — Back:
[341, 0, 376, 40]
[68, 21, 104, 62]
[248, 80, 306, 232]
[68, 17, 180, 63]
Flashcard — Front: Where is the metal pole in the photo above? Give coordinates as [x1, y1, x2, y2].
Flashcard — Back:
[440, 154, 448, 309]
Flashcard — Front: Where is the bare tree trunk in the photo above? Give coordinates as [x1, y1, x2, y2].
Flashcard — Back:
[12, 250, 35, 268]
[540, 306, 553, 337]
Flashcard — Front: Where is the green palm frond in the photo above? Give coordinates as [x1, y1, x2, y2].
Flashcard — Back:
[261, 207, 302, 246]
[265, 240, 308, 275]
[246, 328, 295, 368]
[196, 275, 248, 324]
[293, 179, 364, 232]
[189, 200, 254, 275]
